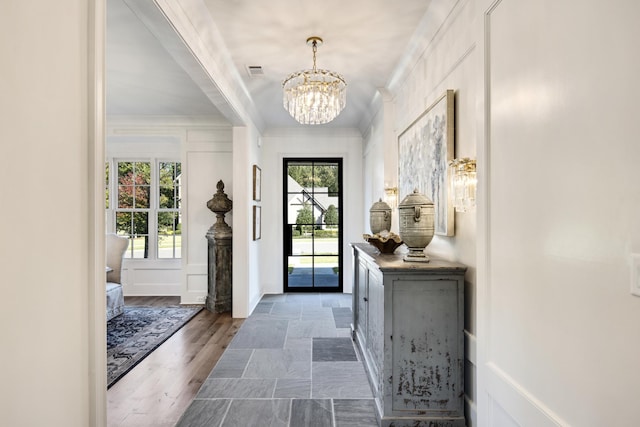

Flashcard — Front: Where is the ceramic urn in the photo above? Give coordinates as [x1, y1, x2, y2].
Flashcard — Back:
[369, 198, 392, 234]
[398, 189, 435, 262]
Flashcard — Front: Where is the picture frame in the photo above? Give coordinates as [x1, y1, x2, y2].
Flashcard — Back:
[253, 205, 261, 240]
[253, 165, 262, 201]
[398, 89, 455, 236]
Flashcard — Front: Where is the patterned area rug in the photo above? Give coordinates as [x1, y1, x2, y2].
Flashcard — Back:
[107, 305, 202, 388]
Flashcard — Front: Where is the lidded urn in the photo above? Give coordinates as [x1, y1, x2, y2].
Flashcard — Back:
[398, 189, 434, 262]
[369, 198, 392, 234]
[206, 180, 233, 238]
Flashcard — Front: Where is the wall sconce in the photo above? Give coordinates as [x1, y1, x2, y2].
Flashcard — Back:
[384, 186, 398, 209]
[449, 158, 477, 212]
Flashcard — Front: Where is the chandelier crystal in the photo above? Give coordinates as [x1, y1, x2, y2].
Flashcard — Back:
[282, 37, 346, 125]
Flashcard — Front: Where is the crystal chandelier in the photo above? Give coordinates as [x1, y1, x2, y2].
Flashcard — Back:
[282, 37, 347, 125]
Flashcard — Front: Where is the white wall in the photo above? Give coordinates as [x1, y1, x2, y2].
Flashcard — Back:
[105, 118, 233, 302]
[182, 123, 234, 304]
[232, 125, 263, 317]
[0, 1, 97, 426]
[362, 100, 387, 230]
[261, 128, 364, 295]
[369, 0, 640, 424]
[477, 0, 640, 425]
[152, 1, 264, 317]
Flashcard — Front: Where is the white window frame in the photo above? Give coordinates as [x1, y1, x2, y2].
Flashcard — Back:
[106, 157, 182, 260]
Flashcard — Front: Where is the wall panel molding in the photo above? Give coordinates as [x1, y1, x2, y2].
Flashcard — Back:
[482, 1, 567, 425]
[428, 44, 476, 101]
[487, 363, 568, 426]
[186, 142, 232, 153]
[182, 126, 233, 306]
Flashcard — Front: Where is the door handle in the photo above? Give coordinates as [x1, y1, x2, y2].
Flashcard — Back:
[363, 297, 368, 302]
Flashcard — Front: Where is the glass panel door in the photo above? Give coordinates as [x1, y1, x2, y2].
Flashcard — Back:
[284, 158, 343, 292]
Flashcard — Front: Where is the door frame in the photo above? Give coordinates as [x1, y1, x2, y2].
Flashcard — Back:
[89, 0, 107, 425]
[283, 157, 344, 293]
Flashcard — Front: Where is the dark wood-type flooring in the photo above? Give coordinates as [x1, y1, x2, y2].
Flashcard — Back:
[107, 296, 243, 427]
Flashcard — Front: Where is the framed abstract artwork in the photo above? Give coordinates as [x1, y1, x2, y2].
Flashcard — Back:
[398, 89, 455, 236]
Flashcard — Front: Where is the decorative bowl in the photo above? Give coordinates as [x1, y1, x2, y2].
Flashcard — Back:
[363, 232, 403, 254]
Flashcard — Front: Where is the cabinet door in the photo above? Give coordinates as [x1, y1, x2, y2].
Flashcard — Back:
[356, 261, 368, 335]
[391, 278, 463, 414]
[366, 267, 384, 387]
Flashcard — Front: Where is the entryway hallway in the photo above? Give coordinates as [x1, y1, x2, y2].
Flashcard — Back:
[176, 293, 377, 426]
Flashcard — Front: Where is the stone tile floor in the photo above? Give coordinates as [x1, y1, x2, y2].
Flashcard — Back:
[176, 293, 378, 427]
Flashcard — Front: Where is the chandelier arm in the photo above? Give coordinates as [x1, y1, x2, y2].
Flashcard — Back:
[312, 40, 317, 72]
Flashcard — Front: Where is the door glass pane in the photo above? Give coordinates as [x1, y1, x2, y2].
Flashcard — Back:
[288, 256, 313, 288]
[314, 256, 339, 288]
[288, 163, 314, 188]
[325, 209, 339, 228]
[313, 232, 339, 255]
[288, 193, 313, 225]
[292, 231, 312, 256]
[313, 163, 339, 196]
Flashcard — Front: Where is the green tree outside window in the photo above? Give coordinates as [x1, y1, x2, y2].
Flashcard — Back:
[324, 204, 338, 228]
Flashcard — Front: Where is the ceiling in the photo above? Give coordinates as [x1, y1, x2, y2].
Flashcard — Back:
[106, 0, 227, 120]
[106, 0, 434, 130]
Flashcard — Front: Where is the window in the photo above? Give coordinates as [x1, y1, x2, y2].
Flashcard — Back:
[106, 159, 182, 259]
[116, 161, 151, 258]
[157, 162, 181, 258]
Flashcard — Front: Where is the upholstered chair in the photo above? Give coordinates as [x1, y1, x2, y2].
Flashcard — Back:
[106, 233, 128, 321]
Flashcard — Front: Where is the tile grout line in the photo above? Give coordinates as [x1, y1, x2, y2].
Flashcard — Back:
[287, 398, 293, 427]
[240, 349, 255, 379]
[309, 329, 314, 399]
[331, 398, 337, 427]
[218, 398, 232, 427]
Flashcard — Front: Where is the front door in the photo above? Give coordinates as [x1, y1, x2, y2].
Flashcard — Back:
[283, 158, 343, 292]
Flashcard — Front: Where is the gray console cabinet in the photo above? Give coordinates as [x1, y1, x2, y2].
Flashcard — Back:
[351, 243, 467, 427]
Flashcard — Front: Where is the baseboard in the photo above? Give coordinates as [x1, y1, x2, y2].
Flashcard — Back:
[248, 291, 263, 316]
[123, 283, 180, 296]
[486, 363, 568, 426]
[181, 292, 207, 305]
[465, 395, 477, 427]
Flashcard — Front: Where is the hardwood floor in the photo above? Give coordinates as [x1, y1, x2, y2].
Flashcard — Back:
[107, 296, 244, 427]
